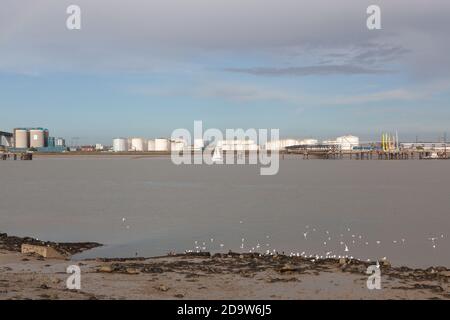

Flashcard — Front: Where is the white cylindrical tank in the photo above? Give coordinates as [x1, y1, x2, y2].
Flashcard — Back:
[170, 139, 185, 152]
[14, 129, 29, 148]
[194, 139, 204, 150]
[113, 138, 128, 152]
[265, 139, 300, 150]
[336, 135, 359, 151]
[147, 139, 155, 151]
[155, 138, 170, 151]
[130, 138, 147, 152]
[29, 129, 45, 148]
[299, 139, 318, 145]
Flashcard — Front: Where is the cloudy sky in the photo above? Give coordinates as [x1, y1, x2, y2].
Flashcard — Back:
[1, 0, 450, 144]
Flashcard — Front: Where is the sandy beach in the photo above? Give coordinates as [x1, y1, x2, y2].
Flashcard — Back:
[1, 234, 449, 300]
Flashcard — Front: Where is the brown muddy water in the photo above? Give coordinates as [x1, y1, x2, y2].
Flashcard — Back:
[0, 156, 448, 267]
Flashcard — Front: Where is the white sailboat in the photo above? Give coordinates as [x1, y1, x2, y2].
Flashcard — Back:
[212, 146, 223, 163]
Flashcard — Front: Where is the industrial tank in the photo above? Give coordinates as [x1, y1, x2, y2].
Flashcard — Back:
[155, 138, 170, 151]
[336, 135, 359, 151]
[113, 138, 128, 152]
[147, 139, 155, 151]
[265, 139, 300, 150]
[194, 139, 204, 150]
[299, 139, 318, 146]
[14, 129, 29, 149]
[29, 129, 45, 148]
[170, 139, 185, 152]
[131, 138, 147, 152]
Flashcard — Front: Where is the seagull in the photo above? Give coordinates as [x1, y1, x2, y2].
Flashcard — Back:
[303, 232, 308, 239]
[344, 245, 349, 252]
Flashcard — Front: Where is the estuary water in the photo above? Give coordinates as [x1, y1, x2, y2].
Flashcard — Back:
[0, 156, 449, 267]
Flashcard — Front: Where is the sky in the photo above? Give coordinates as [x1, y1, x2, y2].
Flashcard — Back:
[1, 0, 450, 145]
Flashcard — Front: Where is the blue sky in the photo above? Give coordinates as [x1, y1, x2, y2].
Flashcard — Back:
[1, 0, 450, 145]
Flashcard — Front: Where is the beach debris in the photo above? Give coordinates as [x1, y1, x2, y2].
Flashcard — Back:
[126, 267, 140, 275]
[157, 284, 169, 292]
[98, 265, 113, 273]
[21, 244, 65, 259]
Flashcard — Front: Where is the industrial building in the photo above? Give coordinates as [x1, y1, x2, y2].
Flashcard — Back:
[323, 135, 360, 151]
[13, 128, 49, 148]
[216, 139, 259, 151]
[8, 128, 67, 152]
[401, 142, 450, 152]
[264, 138, 319, 151]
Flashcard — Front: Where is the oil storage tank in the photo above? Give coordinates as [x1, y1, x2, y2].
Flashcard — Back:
[147, 139, 155, 151]
[29, 128, 45, 148]
[14, 128, 29, 149]
[170, 138, 185, 152]
[155, 138, 170, 151]
[113, 138, 128, 152]
[131, 138, 147, 152]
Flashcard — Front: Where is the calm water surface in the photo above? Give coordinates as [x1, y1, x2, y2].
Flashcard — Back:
[1, 156, 449, 267]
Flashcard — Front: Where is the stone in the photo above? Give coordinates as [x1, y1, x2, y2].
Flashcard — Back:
[21, 244, 65, 259]
[98, 265, 113, 273]
[158, 284, 169, 292]
[126, 268, 140, 275]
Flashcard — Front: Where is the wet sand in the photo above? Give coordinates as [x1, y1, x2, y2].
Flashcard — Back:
[1, 249, 449, 300]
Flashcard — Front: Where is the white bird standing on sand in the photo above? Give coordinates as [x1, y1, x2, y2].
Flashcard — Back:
[303, 232, 308, 239]
[344, 244, 349, 252]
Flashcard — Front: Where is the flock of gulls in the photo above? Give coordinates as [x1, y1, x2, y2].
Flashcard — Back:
[186, 223, 446, 264]
[119, 217, 446, 264]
